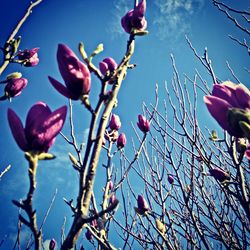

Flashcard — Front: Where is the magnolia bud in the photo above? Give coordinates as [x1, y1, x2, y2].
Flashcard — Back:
[6, 72, 22, 80]
[49, 239, 56, 250]
[168, 175, 174, 184]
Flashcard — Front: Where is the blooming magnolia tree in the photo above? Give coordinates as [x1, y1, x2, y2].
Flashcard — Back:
[0, 0, 249, 250]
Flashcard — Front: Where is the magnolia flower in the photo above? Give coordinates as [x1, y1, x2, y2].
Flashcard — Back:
[99, 57, 117, 76]
[109, 114, 121, 130]
[49, 239, 56, 250]
[117, 133, 127, 148]
[209, 168, 230, 182]
[8, 102, 67, 153]
[168, 175, 174, 184]
[121, 0, 147, 34]
[4, 77, 28, 98]
[49, 44, 91, 100]
[204, 81, 250, 137]
[137, 115, 150, 133]
[18, 48, 39, 67]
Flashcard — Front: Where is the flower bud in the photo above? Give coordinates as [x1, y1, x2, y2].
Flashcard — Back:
[137, 195, 149, 214]
[109, 114, 121, 130]
[109, 194, 116, 205]
[49, 239, 56, 250]
[209, 168, 230, 182]
[168, 175, 174, 184]
[108, 181, 113, 190]
[137, 115, 150, 133]
[117, 133, 127, 148]
[4, 77, 28, 98]
[6, 72, 22, 80]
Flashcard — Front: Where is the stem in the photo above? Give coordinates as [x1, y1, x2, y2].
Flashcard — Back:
[61, 37, 135, 250]
[22, 154, 41, 250]
[0, 0, 42, 75]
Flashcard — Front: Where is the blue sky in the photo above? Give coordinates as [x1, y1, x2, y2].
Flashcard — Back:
[0, 0, 249, 249]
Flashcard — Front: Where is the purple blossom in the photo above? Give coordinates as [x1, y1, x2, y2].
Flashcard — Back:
[18, 48, 39, 67]
[49, 239, 56, 250]
[137, 195, 149, 213]
[109, 114, 121, 131]
[4, 77, 28, 98]
[209, 168, 230, 182]
[8, 102, 67, 153]
[49, 44, 91, 100]
[204, 81, 250, 137]
[99, 57, 117, 76]
[137, 115, 150, 133]
[117, 133, 127, 148]
[121, 0, 147, 34]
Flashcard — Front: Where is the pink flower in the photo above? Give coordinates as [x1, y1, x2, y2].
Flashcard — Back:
[117, 133, 127, 148]
[49, 239, 56, 250]
[137, 115, 150, 133]
[4, 77, 28, 98]
[48, 44, 91, 100]
[137, 195, 149, 213]
[209, 168, 230, 182]
[168, 175, 174, 184]
[109, 114, 121, 130]
[204, 81, 250, 137]
[18, 48, 39, 67]
[99, 57, 117, 76]
[8, 102, 67, 153]
[121, 0, 147, 34]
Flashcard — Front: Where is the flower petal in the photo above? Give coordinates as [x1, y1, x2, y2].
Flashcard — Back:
[41, 105, 67, 142]
[48, 76, 78, 100]
[204, 95, 233, 132]
[7, 109, 28, 151]
[212, 84, 240, 108]
[25, 102, 52, 135]
[235, 84, 250, 110]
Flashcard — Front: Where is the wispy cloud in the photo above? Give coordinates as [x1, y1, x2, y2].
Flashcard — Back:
[109, 0, 204, 41]
[108, 0, 131, 38]
[153, 0, 204, 41]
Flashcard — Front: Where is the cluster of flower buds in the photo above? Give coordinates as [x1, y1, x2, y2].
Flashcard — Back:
[135, 195, 149, 215]
[8, 102, 67, 153]
[121, 0, 147, 35]
[99, 57, 117, 80]
[49, 44, 91, 100]
[18, 48, 39, 67]
[137, 114, 150, 133]
[104, 114, 127, 149]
